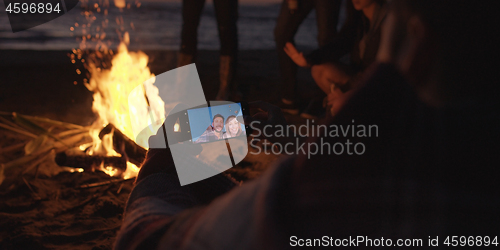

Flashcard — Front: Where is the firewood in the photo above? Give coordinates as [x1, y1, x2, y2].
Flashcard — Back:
[78, 177, 134, 189]
[98, 124, 146, 166]
[55, 152, 127, 171]
[0, 142, 26, 154]
[0, 123, 37, 139]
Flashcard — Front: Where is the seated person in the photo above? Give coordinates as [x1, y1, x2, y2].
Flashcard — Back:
[285, 0, 387, 115]
[115, 0, 499, 248]
[223, 115, 244, 139]
[194, 114, 225, 143]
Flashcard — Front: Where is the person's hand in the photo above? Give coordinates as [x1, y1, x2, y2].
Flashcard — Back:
[245, 101, 293, 144]
[246, 101, 286, 127]
[284, 42, 310, 68]
[327, 85, 349, 116]
[136, 103, 202, 183]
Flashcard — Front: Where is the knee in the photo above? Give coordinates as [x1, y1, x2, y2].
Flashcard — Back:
[311, 64, 326, 82]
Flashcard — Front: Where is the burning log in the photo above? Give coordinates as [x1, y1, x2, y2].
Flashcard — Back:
[55, 152, 127, 171]
[98, 124, 147, 166]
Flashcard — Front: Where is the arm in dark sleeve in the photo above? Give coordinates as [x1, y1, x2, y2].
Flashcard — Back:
[115, 143, 238, 249]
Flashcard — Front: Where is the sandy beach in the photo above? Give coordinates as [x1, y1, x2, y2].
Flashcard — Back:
[0, 49, 314, 249]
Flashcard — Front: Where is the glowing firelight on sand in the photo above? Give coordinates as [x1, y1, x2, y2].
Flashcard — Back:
[84, 33, 165, 179]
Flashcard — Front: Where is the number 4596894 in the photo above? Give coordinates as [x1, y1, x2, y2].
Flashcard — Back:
[443, 236, 498, 247]
[6, 2, 61, 14]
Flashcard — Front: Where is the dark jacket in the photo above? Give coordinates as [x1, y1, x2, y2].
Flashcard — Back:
[115, 64, 500, 249]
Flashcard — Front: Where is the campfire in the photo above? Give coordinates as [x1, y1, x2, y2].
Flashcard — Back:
[0, 40, 164, 188]
[83, 33, 165, 179]
[0, 1, 165, 187]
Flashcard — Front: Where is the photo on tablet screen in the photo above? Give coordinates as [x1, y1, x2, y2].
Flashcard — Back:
[187, 103, 246, 144]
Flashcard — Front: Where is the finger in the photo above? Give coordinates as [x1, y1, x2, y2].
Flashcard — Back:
[283, 46, 294, 58]
[285, 42, 298, 53]
[299, 52, 305, 59]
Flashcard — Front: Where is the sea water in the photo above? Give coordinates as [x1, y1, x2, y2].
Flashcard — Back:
[0, 0, 344, 51]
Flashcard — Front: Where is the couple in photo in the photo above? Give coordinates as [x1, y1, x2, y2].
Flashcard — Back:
[194, 114, 243, 143]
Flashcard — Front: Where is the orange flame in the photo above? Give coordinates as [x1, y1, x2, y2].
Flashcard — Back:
[84, 32, 165, 178]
